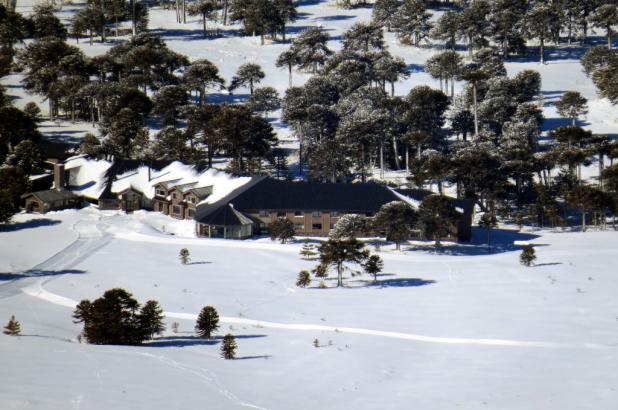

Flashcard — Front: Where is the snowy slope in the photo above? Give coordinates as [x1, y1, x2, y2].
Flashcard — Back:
[1, 208, 618, 409]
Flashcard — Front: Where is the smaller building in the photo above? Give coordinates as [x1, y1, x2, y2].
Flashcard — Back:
[196, 204, 254, 239]
[153, 181, 213, 219]
[22, 190, 81, 214]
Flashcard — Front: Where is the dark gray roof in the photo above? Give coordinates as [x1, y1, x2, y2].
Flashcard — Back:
[22, 190, 79, 202]
[194, 176, 266, 223]
[198, 204, 253, 226]
[227, 179, 402, 212]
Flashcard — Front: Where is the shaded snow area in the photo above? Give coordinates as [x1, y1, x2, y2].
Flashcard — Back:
[1, 208, 618, 409]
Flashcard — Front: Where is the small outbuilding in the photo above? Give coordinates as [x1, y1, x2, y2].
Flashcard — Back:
[22, 190, 81, 214]
[196, 204, 254, 239]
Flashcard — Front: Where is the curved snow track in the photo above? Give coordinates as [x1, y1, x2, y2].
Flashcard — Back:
[6, 215, 612, 350]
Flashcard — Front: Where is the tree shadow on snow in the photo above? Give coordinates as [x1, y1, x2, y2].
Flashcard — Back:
[0, 269, 86, 282]
[533, 262, 563, 268]
[366, 278, 436, 288]
[188, 261, 211, 265]
[0, 218, 61, 232]
[145, 334, 266, 348]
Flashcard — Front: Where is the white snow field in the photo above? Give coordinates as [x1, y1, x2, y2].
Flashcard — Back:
[1, 208, 618, 409]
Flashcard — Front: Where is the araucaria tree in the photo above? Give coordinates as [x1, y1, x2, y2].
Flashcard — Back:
[269, 217, 295, 243]
[179, 248, 190, 264]
[556, 91, 588, 126]
[73, 288, 166, 345]
[221, 333, 237, 359]
[417, 195, 459, 246]
[195, 306, 220, 339]
[3, 315, 21, 336]
[228, 63, 265, 95]
[372, 201, 417, 250]
[520, 245, 536, 267]
[363, 254, 384, 282]
[318, 238, 370, 287]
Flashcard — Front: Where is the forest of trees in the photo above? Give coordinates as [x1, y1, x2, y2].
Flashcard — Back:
[2, 0, 618, 230]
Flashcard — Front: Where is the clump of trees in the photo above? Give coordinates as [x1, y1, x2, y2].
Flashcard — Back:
[73, 288, 165, 345]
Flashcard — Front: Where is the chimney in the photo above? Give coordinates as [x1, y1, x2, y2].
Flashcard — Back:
[53, 163, 66, 191]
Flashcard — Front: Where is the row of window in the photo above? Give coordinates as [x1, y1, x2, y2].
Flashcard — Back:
[157, 190, 197, 204]
[259, 210, 341, 218]
[295, 223, 335, 231]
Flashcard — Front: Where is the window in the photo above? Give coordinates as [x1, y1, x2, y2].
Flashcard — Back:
[277, 211, 286, 217]
[294, 211, 304, 217]
[172, 206, 181, 214]
[172, 193, 177, 200]
[259, 210, 269, 217]
[294, 224, 304, 230]
[312, 223, 322, 230]
[187, 209, 195, 218]
[331, 211, 340, 217]
[156, 190, 165, 196]
[312, 211, 322, 217]
[329, 224, 335, 229]
[190, 197, 196, 204]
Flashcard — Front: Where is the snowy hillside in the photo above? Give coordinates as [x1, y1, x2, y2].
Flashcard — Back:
[1, 208, 618, 409]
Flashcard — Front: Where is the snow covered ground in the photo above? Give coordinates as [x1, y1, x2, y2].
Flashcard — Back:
[1, 207, 618, 409]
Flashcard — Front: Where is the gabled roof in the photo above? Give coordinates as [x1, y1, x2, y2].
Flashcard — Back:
[185, 186, 213, 199]
[194, 176, 267, 223]
[22, 190, 79, 202]
[395, 189, 474, 214]
[226, 178, 402, 212]
[198, 204, 253, 226]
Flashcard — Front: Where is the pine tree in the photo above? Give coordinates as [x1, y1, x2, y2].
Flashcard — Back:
[248, 87, 280, 117]
[318, 239, 370, 287]
[221, 333, 237, 359]
[195, 306, 219, 339]
[431, 10, 460, 50]
[589, 4, 618, 50]
[519, 245, 536, 267]
[139, 300, 166, 340]
[329, 214, 368, 240]
[3, 315, 21, 336]
[417, 195, 459, 246]
[296, 270, 311, 287]
[363, 254, 383, 282]
[393, 0, 432, 47]
[372, 201, 417, 251]
[179, 248, 190, 264]
[372, 0, 399, 32]
[299, 240, 318, 260]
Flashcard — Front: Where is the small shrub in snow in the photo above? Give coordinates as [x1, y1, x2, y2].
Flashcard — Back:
[312, 263, 328, 278]
[221, 334, 237, 359]
[313, 338, 319, 348]
[520, 245, 536, 267]
[299, 239, 318, 260]
[171, 322, 180, 333]
[318, 281, 328, 289]
[3, 315, 21, 336]
[195, 306, 219, 339]
[179, 248, 190, 265]
[296, 270, 311, 287]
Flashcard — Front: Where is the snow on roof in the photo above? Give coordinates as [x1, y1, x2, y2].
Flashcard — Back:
[63, 157, 251, 203]
[389, 188, 421, 209]
[64, 156, 112, 200]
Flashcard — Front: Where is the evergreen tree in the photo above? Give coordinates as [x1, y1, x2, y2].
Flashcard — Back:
[247, 87, 280, 117]
[299, 240, 318, 260]
[288, 27, 332, 74]
[342, 22, 385, 52]
[478, 211, 497, 249]
[100, 108, 149, 159]
[296, 270, 311, 287]
[152, 85, 188, 126]
[417, 195, 459, 246]
[139, 300, 165, 340]
[30, 3, 68, 40]
[80, 133, 102, 157]
[372, 0, 399, 32]
[318, 238, 370, 287]
[525, 4, 559, 64]
[179, 248, 190, 264]
[3, 315, 21, 336]
[589, 4, 618, 49]
[229, 63, 265, 95]
[329, 214, 368, 240]
[488, 0, 527, 58]
[73, 288, 156, 345]
[152, 127, 192, 161]
[363, 254, 383, 282]
[0, 166, 30, 224]
[220, 333, 237, 359]
[269, 217, 295, 243]
[567, 185, 604, 231]
[519, 245, 536, 267]
[393, 0, 432, 47]
[458, 0, 491, 54]
[183, 58, 225, 105]
[276, 49, 300, 87]
[372, 201, 417, 250]
[195, 306, 220, 339]
[431, 10, 461, 50]
[187, 0, 217, 38]
[581, 45, 617, 77]
[556, 91, 588, 126]
[273, 0, 297, 41]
